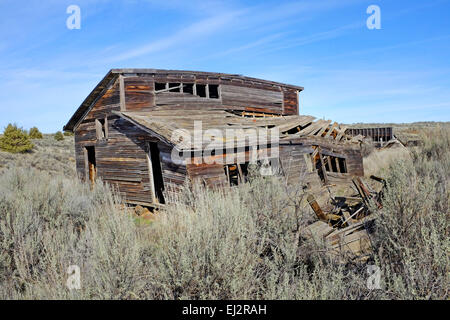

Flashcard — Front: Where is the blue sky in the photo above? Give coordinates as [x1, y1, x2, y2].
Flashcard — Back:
[0, 0, 449, 133]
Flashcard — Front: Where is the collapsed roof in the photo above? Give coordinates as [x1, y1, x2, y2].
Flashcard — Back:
[112, 109, 360, 151]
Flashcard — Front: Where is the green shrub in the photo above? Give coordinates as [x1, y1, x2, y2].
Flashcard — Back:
[63, 131, 74, 137]
[29, 127, 43, 139]
[54, 131, 64, 141]
[0, 124, 34, 153]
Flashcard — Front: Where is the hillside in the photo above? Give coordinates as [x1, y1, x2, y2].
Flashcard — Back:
[0, 134, 76, 177]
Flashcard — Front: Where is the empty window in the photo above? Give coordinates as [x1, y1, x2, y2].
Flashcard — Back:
[155, 82, 166, 91]
[208, 84, 219, 99]
[337, 157, 347, 173]
[310, 147, 347, 186]
[320, 155, 347, 174]
[196, 84, 207, 97]
[224, 162, 249, 186]
[95, 118, 107, 140]
[154, 81, 221, 98]
[169, 83, 181, 92]
[183, 83, 194, 94]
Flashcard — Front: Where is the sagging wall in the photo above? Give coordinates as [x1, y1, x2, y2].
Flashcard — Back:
[121, 74, 299, 115]
[186, 146, 276, 189]
[74, 78, 188, 204]
[279, 142, 364, 186]
[279, 144, 316, 185]
[74, 77, 121, 179]
[184, 140, 364, 191]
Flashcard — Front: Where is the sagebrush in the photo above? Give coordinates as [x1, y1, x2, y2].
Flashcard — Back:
[0, 126, 448, 300]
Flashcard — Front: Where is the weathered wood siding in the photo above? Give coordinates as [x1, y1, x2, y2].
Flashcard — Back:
[98, 117, 153, 203]
[123, 76, 155, 111]
[343, 149, 364, 176]
[158, 143, 188, 200]
[279, 145, 314, 185]
[283, 88, 299, 115]
[220, 84, 283, 113]
[74, 77, 188, 205]
[119, 73, 295, 115]
[279, 141, 364, 186]
[74, 78, 121, 178]
[187, 163, 228, 189]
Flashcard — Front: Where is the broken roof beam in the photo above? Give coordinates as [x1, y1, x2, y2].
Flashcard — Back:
[323, 122, 338, 139]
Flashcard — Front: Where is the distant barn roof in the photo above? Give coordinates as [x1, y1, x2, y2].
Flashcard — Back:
[64, 69, 304, 131]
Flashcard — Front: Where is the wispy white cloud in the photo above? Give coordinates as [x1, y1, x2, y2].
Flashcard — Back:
[1, 0, 449, 131]
[105, 10, 245, 63]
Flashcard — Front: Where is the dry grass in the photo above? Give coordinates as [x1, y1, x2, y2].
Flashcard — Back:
[363, 143, 411, 176]
[0, 134, 76, 177]
[0, 124, 448, 300]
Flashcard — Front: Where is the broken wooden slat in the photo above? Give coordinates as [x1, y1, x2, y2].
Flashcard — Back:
[307, 194, 328, 221]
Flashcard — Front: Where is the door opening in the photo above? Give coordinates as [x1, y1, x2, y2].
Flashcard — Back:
[147, 142, 165, 204]
[85, 146, 96, 185]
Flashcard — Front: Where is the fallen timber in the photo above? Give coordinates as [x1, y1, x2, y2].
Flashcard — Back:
[303, 175, 386, 262]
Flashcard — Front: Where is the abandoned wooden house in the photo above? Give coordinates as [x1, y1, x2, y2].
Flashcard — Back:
[64, 69, 364, 207]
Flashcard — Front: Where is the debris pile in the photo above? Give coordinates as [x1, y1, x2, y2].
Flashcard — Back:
[303, 175, 386, 262]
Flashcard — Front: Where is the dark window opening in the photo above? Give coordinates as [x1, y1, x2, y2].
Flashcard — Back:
[183, 83, 194, 94]
[224, 162, 249, 186]
[324, 157, 330, 172]
[155, 81, 220, 98]
[155, 82, 166, 91]
[209, 84, 219, 99]
[284, 125, 302, 135]
[312, 150, 327, 183]
[330, 157, 338, 172]
[338, 157, 347, 173]
[169, 83, 181, 92]
[149, 142, 165, 204]
[320, 155, 347, 174]
[85, 146, 96, 184]
[196, 84, 207, 97]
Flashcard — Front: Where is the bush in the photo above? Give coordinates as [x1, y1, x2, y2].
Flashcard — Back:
[0, 124, 34, 153]
[64, 131, 74, 137]
[54, 131, 64, 141]
[141, 176, 367, 300]
[29, 127, 43, 139]
[372, 127, 449, 299]
[0, 168, 144, 299]
[0, 126, 448, 300]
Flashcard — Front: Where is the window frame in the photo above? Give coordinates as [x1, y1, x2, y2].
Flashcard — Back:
[95, 117, 108, 141]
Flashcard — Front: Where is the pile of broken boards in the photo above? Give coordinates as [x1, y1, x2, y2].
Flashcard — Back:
[302, 175, 386, 263]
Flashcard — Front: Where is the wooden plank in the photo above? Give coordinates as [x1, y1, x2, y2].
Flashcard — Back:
[318, 147, 328, 185]
[307, 194, 328, 221]
[119, 75, 125, 111]
[146, 142, 157, 203]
